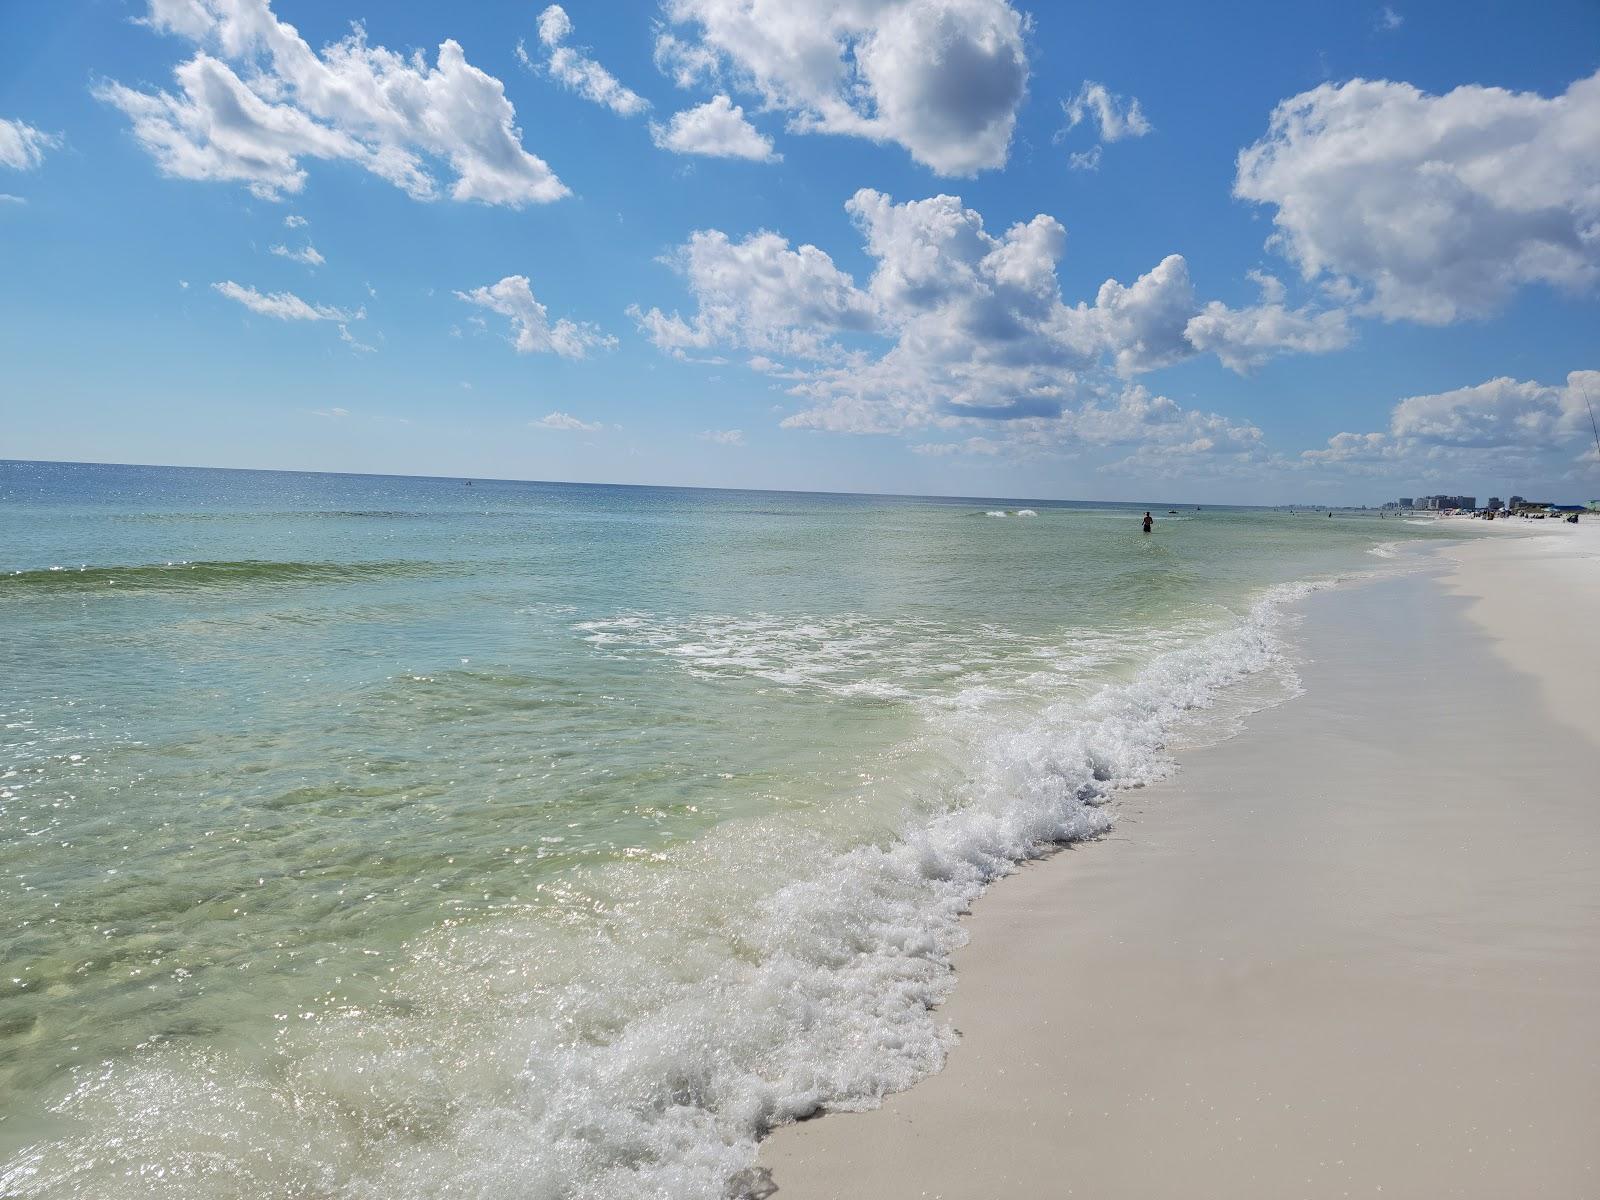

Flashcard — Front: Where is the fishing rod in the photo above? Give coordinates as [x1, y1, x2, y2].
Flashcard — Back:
[1583, 380, 1600, 468]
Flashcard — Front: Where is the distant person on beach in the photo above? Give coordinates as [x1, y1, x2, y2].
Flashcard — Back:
[1142, 512, 1153, 534]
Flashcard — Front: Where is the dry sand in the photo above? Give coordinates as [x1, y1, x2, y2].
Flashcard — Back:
[760, 525, 1600, 1199]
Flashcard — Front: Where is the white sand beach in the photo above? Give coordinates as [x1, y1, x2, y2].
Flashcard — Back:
[761, 524, 1600, 1199]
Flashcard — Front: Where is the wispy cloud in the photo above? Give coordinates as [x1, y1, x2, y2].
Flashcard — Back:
[339, 324, 376, 353]
[1062, 81, 1152, 142]
[534, 410, 609, 432]
[0, 117, 59, 170]
[526, 5, 648, 117]
[698, 428, 745, 446]
[1058, 81, 1151, 171]
[1067, 145, 1102, 172]
[213, 280, 358, 322]
[270, 243, 325, 267]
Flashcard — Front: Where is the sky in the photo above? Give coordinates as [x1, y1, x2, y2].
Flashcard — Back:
[1, 0, 1597, 504]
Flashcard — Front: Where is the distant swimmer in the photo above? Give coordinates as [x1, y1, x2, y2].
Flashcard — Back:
[1142, 511, 1153, 534]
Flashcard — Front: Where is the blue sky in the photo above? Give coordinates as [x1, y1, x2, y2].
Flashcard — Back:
[1, 0, 1596, 503]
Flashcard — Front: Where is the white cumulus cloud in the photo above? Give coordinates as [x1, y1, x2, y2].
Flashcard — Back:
[656, 0, 1028, 176]
[1237, 69, 1600, 323]
[698, 428, 745, 445]
[531, 5, 649, 117]
[629, 226, 875, 362]
[1303, 371, 1600, 479]
[1389, 373, 1595, 448]
[98, 0, 568, 206]
[633, 189, 1344, 442]
[1185, 297, 1350, 373]
[457, 275, 616, 358]
[652, 95, 778, 161]
[1080, 253, 1198, 376]
[0, 118, 59, 170]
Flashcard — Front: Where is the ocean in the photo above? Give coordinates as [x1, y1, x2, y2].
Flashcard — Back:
[0, 461, 1455, 1198]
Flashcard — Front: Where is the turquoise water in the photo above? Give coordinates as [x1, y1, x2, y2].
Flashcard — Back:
[0, 462, 1455, 1197]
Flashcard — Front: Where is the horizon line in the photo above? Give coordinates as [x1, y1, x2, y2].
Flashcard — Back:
[2, 456, 1339, 511]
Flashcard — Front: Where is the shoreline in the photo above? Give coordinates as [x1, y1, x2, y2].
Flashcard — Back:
[759, 527, 1600, 1198]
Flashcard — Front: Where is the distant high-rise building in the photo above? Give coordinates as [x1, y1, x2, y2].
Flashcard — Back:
[1398, 497, 1414, 508]
[1509, 495, 1525, 510]
[1487, 497, 1503, 511]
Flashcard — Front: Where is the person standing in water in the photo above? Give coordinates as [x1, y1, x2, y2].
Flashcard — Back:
[1142, 511, 1153, 533]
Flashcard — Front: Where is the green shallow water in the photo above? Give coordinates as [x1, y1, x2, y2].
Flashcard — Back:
[0, 461, 1461, 1196]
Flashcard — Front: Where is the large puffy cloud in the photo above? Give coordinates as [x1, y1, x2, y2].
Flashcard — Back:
[457, 275, 616, 358]
[99, 0, 567, 206]
[634, 189, 1343, 444]
[656, 0, 1027, 176]
[1237, 70, 1600, 323]
[651, 95, 778, 160]
[1076, 254, 1197, 376]
[0, 117, 59, 170]
[1303, 371, 1600, 478]
[529, 5, 648, 117]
